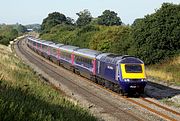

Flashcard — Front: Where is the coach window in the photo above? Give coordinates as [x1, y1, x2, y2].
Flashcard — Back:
[42, 44, 45, 49]
[45, 45, 48, 52]
[53, 48, 56, 55]
[49, 47, 52, 54]
[77, 56, 81, 63]
[42, 45, 46, 51]
[75, 56, 78, 62]
[33, 42, 36, 46]
[37, 43, 40, 48]
[61, 52, 70, 60]
[61, 52, 65, 59]
[50, 47, 54, 54]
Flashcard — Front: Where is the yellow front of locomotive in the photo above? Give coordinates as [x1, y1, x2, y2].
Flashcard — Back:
[119, 59, 147, 94]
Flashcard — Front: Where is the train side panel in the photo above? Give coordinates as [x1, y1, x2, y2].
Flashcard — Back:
[96, 60, 117, 84]
[74, 55, 94, 79]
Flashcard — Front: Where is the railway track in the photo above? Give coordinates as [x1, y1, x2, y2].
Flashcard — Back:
[81, 73, 180, 121]
[14, 38, 180, 121]
[15, 39, 144, 120]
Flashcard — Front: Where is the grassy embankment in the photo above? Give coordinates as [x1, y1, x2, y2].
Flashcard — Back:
[0, 44, 97, 121]
[146, 56, 180, 86]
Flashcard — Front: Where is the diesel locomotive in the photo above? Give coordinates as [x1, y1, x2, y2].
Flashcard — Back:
[27, 37, 147, 95]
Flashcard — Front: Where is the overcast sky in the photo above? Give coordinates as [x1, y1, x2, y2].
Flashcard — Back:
[0, 0, 179, 25]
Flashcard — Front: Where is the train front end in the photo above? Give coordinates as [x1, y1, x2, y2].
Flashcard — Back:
[118, 57, 147, 94]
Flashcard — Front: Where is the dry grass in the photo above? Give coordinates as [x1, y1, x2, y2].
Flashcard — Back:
[146, 55, 180, 86]
[146, 70, 173, 82]
[0, 45, 20, 82]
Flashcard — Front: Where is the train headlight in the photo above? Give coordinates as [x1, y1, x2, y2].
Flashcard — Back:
[141, 79, 146, 82]
[124, 79, 130, 82]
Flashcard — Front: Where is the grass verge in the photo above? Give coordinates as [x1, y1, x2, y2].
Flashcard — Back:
[160, 98, 180, 108]
[146, 56, 180, 86]
[0, 44, 97, 121]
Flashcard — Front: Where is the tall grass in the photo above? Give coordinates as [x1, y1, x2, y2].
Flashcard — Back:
[0, 44, 97, 121]
[146, 56, 180, 86]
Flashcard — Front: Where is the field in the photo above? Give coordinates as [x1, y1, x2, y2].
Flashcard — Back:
[0, 44, 97, 121]
[146, 56, 180, 86]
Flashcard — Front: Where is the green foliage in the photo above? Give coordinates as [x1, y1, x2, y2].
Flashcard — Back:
[41, 24, 99, 48]
[97, 10, 122, 26]
[131, 3, 180, 64]
[66, 17, 75, 25]
[41, 24, 131, 55]
[41, 12, 70, 33]
[76, 9, 92, 27]
[13, 23, 27, 34]
[0, 36, 9, 46]
[0, 25, 18, 45]
[26, 24, 41, 32]
[16, 24, 27, 34]
[89, 26, 131, 54]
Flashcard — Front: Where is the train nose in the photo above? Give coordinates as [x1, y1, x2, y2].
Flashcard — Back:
[121, 81, 147, 94]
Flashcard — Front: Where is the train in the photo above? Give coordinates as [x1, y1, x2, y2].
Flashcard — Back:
[27, 37, 147, 95]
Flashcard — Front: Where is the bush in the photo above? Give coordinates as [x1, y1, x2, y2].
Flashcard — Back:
[0, 25, 19, 46]
[0, 36, 10, 46]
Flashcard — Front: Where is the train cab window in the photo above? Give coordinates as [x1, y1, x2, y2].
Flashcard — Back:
[125, 65, 142, 73]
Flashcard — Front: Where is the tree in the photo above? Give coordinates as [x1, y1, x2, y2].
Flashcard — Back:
[66, 17, 75, 25]
[0, 25, 18, 46]
[16, 24, 27, 34]
[97, 10, 122, 26]
[130, 3, 180, 64]
[41, 12, 67, 33]
[76, 9, 92, 27]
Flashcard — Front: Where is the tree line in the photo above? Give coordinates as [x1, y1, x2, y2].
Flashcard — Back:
[0, 24, 27, 45]
[40, 3, 180, 65]
[41, 9, 122, 34]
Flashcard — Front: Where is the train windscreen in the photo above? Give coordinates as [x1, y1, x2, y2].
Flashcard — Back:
[125, 65, 142, 73]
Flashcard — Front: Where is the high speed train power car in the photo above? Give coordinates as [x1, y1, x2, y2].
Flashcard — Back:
[27, 37, 147, 95]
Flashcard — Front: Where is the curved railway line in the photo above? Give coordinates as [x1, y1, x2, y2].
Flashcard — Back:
[14, 38, 180, 121]
[15, 38, 143, 121]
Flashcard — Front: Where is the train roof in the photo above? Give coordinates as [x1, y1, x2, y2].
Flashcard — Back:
[48, 43, 57, 48]
[28, 37, 42, 43]
[56, 43, 64, 47]
[41, 41, 54, 46]
[27, 37, 36, 41]
[97, 54, 143, 64]
[27, 37, 143, 64]
[74, 48, 102, 59]
[96, 53, 112, 60]
[59, 45, 79, 53]
[38, 40, 46, 43]
[48, 43, 64, 48]
[28, 37, 45, 44]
